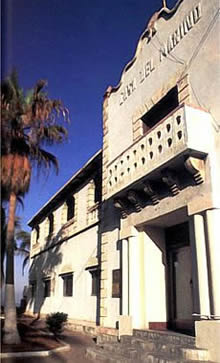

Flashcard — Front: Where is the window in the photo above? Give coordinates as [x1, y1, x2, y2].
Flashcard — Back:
[61, 273, 73, 296]
[34, 226, 39, 244]
[94, 178, 101, 203]
[112, 269, 121, 298]
[48, 214, 54, 235]
[142, 86, 179, 133]
[44, 279, 51, 297]
[89, 268, 100, 296]
[66, 196, 75, 221]
[30, 281, 36, 298]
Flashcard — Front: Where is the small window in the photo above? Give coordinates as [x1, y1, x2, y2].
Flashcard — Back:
[30, 281, 36, 298]
[142, 86, 179, 133]
[44, 279, 51, 297]
[112, 269, 121, 298]
[48, 214, 54, 235]
[94, 178, 101, 203]
[89, 268, 100, 296]
[35, 226, 40, 243]
[61, 273, 73, 297]
[66, 196, 75, 221]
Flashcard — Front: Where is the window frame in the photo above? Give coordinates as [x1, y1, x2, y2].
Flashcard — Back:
[61, 272, 73, 297]
[142, 86, 179, 134]
[88, 267, 100, 296]
[66, 196, 75, 221]
[44, 278, 51, 298]
[112, 269, 121, 298]
[48, 214, 54, 235]
[34, 226, 40, 244]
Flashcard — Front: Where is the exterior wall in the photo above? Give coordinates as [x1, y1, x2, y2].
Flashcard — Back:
[27, 152, 102, 324]
[27, 224, 100, 322]
[100, 2, 220, 352]
[99, 200, 121, 328]
[106, 0, 220, 163]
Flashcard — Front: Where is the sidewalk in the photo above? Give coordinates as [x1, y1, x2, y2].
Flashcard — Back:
[1, 329, 100, 363]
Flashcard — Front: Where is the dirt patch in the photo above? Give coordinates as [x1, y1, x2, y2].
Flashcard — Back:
[1, 317, 63, 353]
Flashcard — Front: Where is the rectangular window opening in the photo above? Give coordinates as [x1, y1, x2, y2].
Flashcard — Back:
[142, 86, 179, 133]
[48, 214, 54, 235]
[34, 226, 40, 244]
[94, 178, 101, 203]
[44, 278, 51, 298]
[61, 273, 73, 297]
[112, 269, 121, 298]
[67, 197, 75, 221]
[89, 268, 100, 296]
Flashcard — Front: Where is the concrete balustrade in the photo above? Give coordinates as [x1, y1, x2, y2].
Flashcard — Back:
[106, 104, 212, 198]
[87, 202, 99, 225]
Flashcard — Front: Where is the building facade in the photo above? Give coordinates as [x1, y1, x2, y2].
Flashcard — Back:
[26, 151, 102, 327]
[27, 0, 220, 360]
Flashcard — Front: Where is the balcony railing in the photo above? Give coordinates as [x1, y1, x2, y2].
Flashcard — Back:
[87, 202, 99, 225]
[106, 104, 212, 198]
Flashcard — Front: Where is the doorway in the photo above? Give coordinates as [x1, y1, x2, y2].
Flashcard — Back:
[166, 223, 194, 334]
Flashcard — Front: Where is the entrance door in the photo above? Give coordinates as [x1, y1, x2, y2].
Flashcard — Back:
[166, 223, 194, 334]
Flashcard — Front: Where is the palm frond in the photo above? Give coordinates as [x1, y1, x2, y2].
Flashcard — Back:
[15, 230, 30, 249]
[30, 147, 59, 174]
[1, 72, 69, 200]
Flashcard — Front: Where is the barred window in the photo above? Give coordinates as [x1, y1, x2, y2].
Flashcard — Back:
[112, 269, 121, 298]
[48, 214, 54, 235]
[34, 226, 40, 244]
[44, 278, 51, 297]
[66, 197, 75, 221]
[61, 273, 73, 297]
[89, 268, 100, 296]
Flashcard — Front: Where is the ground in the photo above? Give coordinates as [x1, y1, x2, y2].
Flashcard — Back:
[1, 315, 101, 363]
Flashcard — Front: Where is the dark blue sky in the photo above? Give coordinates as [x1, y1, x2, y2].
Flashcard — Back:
[2, 0, 177, 300]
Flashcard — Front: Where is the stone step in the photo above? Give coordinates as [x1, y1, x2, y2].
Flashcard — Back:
[98, 343, 139, 359]
[86, 346, 214, 363]
[97, 334, 118, 344]
[142, 349, 210, 362]
[141, 353, 215, 363]
[86, 346, 133, 363]
[134, 329, 195, 346]
[99, 339, 209, 362]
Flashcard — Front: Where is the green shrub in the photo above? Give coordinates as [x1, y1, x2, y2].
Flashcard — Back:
[46, 312, 68, 336]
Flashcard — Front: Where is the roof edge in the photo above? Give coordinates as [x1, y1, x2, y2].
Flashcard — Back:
[28, 149, 102, 227]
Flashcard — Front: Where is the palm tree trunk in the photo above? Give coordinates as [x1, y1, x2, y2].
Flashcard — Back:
[3, 192, 21, 344]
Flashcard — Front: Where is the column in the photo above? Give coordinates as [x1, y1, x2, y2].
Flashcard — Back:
[206, 209, 220, 317]
[128, 235, 142, 328]
[190, 214, 210, 317]
[121, 239, 129, 315]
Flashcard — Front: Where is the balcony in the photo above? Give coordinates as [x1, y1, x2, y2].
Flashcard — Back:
[106, 104, 212, 199]
[87, 202, 100, 225]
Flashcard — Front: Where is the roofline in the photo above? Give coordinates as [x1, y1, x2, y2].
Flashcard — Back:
[28, 149, 102, 227]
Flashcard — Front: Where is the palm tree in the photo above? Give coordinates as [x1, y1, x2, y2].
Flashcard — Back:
[1, 71, 69, 344]
[15, 228, 30, 275]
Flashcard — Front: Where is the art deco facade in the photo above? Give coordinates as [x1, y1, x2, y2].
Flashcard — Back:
[27, 0, 220, 360]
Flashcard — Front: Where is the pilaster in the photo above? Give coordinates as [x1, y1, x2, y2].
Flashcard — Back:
[100, 232, 109, 326]
[189, 214, 210, 317]
[121, 239, 129, 315]
[205, 208, 220, 317]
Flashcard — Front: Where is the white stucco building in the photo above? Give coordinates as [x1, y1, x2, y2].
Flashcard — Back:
[27, 151, 102, 327]
[27, 0, 220, 360]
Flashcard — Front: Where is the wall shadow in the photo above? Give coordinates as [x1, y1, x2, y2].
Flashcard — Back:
[26, 226, 67, 317]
